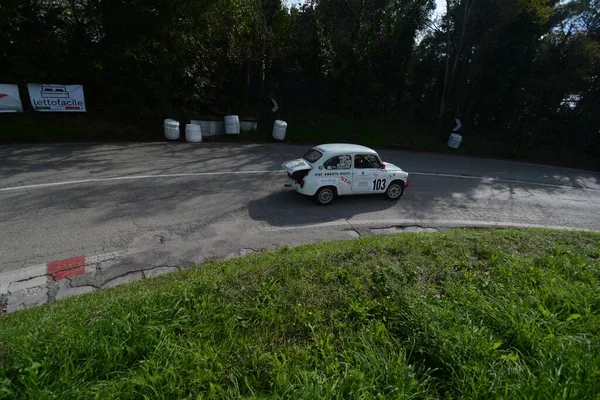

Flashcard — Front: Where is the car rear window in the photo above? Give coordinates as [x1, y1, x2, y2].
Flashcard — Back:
[323, 155, 352, 170]
[302, 149, 323, 163]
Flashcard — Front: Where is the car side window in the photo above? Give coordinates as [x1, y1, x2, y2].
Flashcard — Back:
[354, 154, 381, 169]
[323, 155, 352, 170]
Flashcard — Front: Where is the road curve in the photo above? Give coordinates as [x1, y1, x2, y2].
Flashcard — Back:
[1, 143, 599, 311]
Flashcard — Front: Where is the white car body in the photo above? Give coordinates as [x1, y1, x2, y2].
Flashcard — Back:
[282, 143, 409, 204]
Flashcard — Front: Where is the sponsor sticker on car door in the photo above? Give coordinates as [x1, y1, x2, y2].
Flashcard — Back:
[352, 154, 386, 193]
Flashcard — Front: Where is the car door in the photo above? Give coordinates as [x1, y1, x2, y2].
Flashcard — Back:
[351, 154, 387, 193]
[320, 154, 353, 195]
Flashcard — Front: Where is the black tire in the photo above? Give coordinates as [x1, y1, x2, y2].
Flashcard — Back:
[384, 181, 404, 201]
[314, 187, 335, 205]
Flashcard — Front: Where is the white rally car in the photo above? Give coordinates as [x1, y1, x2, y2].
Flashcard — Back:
[282, 143, 409, 205]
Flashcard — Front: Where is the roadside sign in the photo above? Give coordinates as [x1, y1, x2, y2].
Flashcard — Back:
[27, 84, 86, 112]
[0, 84, 23, 112]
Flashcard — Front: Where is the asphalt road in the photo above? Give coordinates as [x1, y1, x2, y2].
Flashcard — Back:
[1, 142, 599, 284]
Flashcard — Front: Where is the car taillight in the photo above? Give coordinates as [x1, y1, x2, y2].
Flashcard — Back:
[300, 179, 305, 188]
[405, 179, 409, 188]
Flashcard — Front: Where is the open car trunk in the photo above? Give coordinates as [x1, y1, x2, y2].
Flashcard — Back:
[282, 159, 312, 183]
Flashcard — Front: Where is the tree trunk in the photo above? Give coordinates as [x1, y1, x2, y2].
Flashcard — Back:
[438, 0, 474, 123]
[438, 0, 452, 123]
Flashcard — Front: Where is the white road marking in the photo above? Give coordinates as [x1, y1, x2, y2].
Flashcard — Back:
[408, 172, 598, 191]
[0, 170, 284, 192]
[2, 217, 596, 313]
[0, 170, 596, 192]
[0, 263, 47, 292]
[7, 276, 47, 293]
[0, 248, 147, 295]
[84, 249, 146, 274]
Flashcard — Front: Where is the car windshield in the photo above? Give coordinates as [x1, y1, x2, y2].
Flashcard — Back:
[302, 149, 323, 163]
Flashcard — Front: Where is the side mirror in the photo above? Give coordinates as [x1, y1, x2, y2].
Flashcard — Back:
[381, 163, 386, 169]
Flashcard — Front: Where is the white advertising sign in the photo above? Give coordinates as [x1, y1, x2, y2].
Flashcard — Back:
[27, 84, 86, 112]
[0, 84, 23, 112]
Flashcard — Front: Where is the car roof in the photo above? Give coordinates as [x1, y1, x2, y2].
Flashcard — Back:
[313, 143, 378, 155]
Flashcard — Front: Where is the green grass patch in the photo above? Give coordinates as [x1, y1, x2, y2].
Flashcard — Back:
[211, 115, 442, 151]
[1, 229, 600, 398]
[0, 115, 159, 143]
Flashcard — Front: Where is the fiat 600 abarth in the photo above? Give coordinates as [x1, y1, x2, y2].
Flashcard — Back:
[282, 143, 409, 205]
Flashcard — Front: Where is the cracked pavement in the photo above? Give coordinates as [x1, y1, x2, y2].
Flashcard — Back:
[1, 142, 599, 312]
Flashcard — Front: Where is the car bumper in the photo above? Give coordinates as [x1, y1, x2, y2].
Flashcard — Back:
[285, 180, 300, 191]
[285, 176, 312, 195]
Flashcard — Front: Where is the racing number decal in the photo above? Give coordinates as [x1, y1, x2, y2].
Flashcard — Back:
[372, 179, 386, 191]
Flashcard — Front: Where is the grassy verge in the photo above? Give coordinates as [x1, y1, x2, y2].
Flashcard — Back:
[1, 229, 599, 399]
[211, 116, 446, 151]
[0, 114, 160, 143]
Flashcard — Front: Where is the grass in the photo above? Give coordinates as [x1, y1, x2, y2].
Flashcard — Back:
[0, 114, 160, 143]
[1, 229, 599, 399]
[212, 115, 445, 150]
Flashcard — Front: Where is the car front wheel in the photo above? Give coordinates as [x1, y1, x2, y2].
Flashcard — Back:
[384, 181, 404, 201]
[315, 187, 335, 205]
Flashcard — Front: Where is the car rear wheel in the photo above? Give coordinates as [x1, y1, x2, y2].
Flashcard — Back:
[384, 181, 404, 200]
[315, 187, 335, 205]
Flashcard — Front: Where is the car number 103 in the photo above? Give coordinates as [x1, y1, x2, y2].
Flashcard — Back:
[372, 179, 387, 191]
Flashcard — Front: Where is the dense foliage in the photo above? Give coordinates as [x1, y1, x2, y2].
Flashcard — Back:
[0, 0, 598, 155]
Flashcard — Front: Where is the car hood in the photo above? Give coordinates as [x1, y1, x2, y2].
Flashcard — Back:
[282, 158, 312, 173]
[383, 162, 403, 172]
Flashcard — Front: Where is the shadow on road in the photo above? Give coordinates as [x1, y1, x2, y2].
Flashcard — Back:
[1, 162, 599, 274]
[3, 143, 600, 190]
[247, 173, 600, 230]
[0, 143, 306, 183]
[247, 190, 399, 227]
[2, 143, 599, 233]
